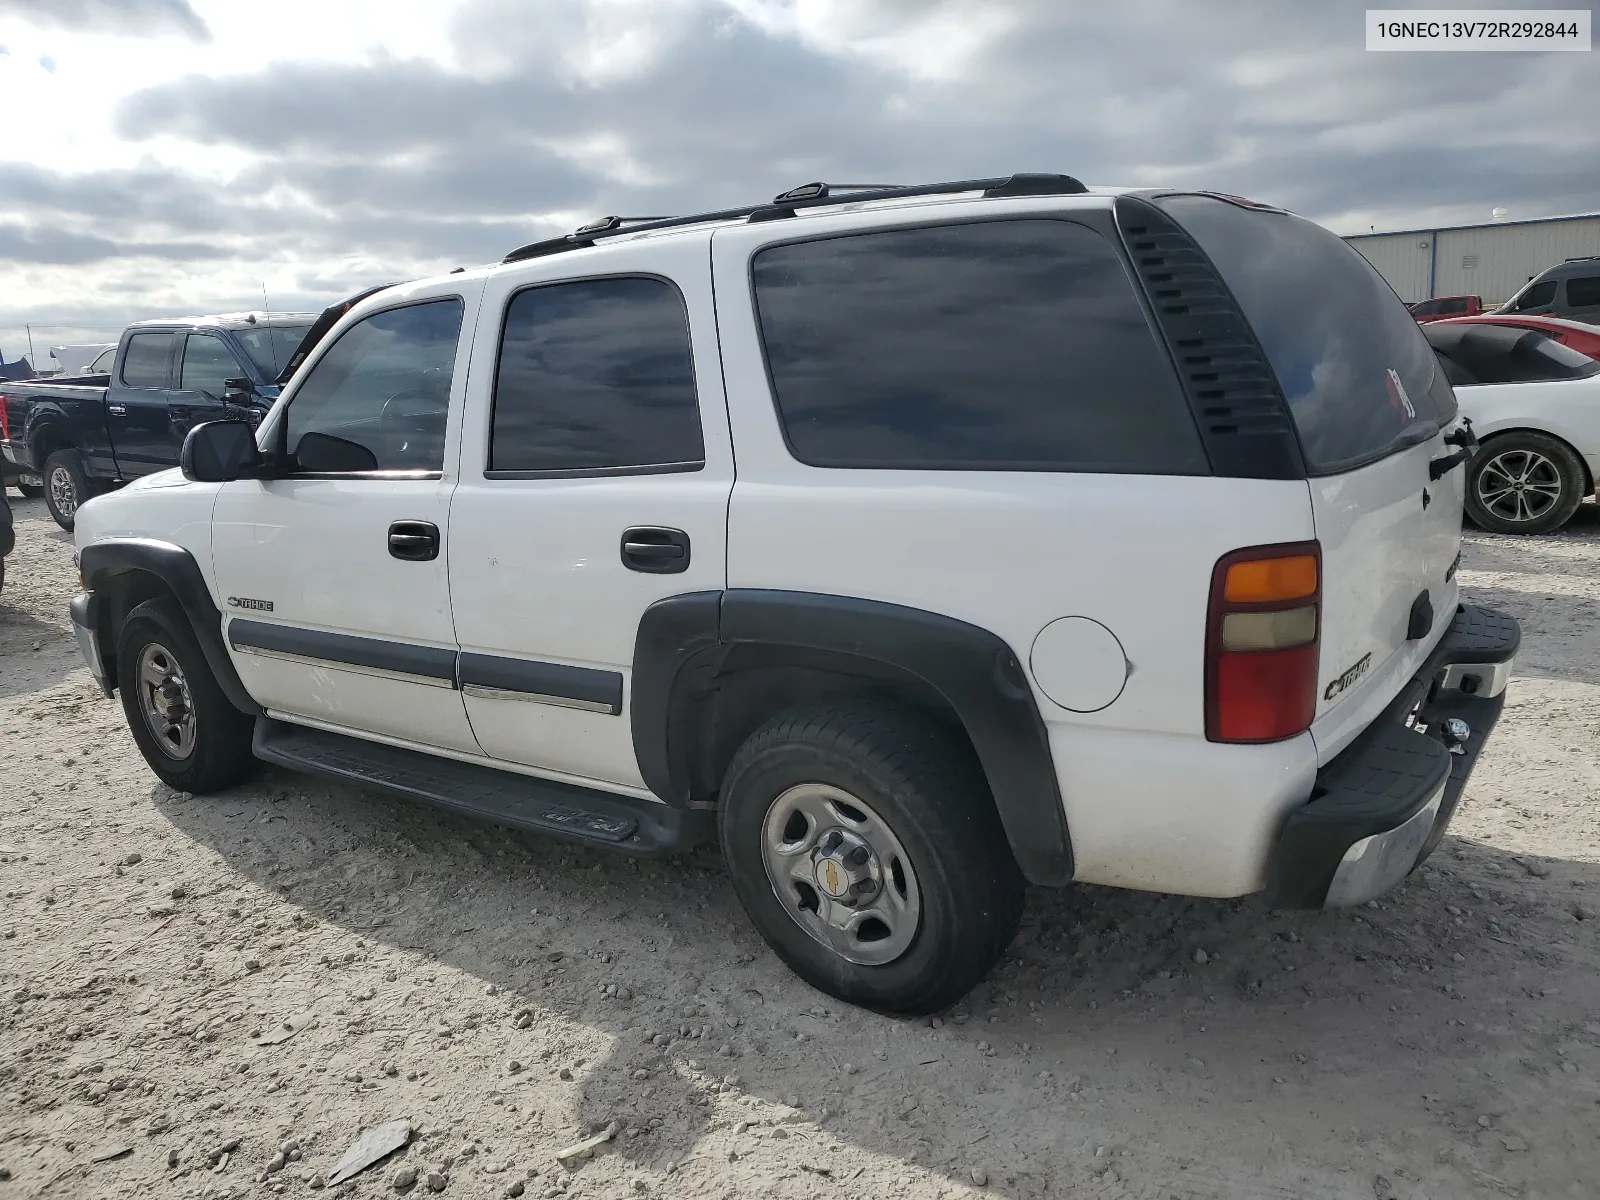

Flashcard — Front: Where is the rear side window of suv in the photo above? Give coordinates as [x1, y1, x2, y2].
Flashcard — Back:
[1565, 276, 1600, 308]
[1156, 195, 1453, 475]
[750, 219, 1207, 473]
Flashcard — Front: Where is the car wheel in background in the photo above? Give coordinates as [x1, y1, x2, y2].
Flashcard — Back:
[1465, 432, 1586, 535]
[42, 450, 92, 531]
[16, 474, 44, 499]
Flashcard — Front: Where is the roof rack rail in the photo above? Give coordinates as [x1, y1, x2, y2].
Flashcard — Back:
[502, 173, 1088, 262]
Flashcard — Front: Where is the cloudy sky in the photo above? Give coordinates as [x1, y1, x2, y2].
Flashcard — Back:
[0, 0, 1595, 363]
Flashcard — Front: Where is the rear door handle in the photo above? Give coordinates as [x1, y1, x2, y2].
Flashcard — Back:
[107, 404, 127, 415]
[388, 520, 440, 562]
[621, 527, 690, 574]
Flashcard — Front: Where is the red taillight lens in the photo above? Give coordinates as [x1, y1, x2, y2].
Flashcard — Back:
[0, 395, 10, 442]
[1206, 542, 1321, 743]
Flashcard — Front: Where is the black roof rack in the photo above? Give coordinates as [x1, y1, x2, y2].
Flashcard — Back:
[502, 173, 1088, 263]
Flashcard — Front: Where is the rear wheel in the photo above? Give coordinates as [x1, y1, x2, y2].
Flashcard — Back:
[1465, 432, 1586, 535]
[719, 698, 1025, 1015]
[16, 474, 44, 499]
[42, 450, 92, 531]
[116, 597, 257, 793]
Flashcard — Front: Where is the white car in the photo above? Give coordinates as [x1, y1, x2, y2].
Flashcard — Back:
[69, 176, 1518, 1013]
[1425, 320, 1600, 533]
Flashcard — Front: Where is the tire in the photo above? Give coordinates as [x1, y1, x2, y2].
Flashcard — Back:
[719, 697, 1025, 1015]
[1465, 432, 1586, 535]
[42, 450, 92, 531]
[116, 597, 257, 793]
[16, 476, 44, 499]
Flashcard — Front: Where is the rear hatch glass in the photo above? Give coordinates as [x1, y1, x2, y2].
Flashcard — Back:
[1156, 194, 1464, 746]
[1154, 194, 1455, 475]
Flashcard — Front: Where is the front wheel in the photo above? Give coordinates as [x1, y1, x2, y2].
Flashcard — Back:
[719, 698, 1024, 1015]
[1465, 433, 1586, 535]
[116, 597, 257, 793]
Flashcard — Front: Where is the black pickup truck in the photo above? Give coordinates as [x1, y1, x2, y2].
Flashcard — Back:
[0, 311, 317, 529]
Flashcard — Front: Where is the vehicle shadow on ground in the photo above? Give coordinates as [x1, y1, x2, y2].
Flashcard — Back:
[151, 768, 1600, 1198]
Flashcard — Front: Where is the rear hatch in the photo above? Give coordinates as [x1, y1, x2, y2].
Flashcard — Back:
[1156, 195, 1465, 761]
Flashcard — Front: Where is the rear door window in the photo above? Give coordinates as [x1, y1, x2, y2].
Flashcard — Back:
[1565, 276, 1600, 308]
[750, 219, 1206, 473]
[488, 277, 703, 475]
[1438, 298, 1469, 314]
[1156, 195, 1452, 474]
[120, 333, 173, 389]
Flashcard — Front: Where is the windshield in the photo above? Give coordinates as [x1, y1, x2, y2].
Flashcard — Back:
[234, 324, 312, 377]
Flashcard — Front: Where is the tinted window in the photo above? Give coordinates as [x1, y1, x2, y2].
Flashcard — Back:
[1423, 323, 1600, 385]
[285, 299, 463, 472]
[1410, 300, 1438, 317]
[1565, 276, 1600, 308]
[180, 334, 243, 397]
[236, 324, 312, 377]
[1158, 195, 1453, 473]
[1439, 298, 1469, 314]
[1508, 279, 1557, 312]
[120, 333, 172, 388]
[751, 220, 1205, 473]
[88, 347, 115, 374]
[490, 278, 702, 474]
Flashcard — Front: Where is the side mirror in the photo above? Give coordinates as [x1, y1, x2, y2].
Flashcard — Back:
[181, 420, 264, 482]
[293, 431, 379, 473]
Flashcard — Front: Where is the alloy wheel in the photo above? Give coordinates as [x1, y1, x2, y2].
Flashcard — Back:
[1475, 448, 1563, 525]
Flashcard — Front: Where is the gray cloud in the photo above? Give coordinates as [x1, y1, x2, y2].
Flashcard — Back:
[0, 0, 210, 41]
[4, 0, 1598, 357]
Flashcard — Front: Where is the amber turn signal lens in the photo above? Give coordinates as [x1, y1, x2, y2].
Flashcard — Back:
[1223, 554, 1318, 604]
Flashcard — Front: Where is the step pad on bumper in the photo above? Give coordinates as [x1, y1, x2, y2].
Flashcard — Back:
[1264, 603, 1518, 910]
[253, 718, 703, 856]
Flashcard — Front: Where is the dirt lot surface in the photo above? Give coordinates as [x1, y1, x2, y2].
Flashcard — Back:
[2, 490, 1599, 1200]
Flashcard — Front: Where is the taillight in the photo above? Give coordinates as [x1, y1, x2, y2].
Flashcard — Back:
[0, 395, 10, 441]
[1205, 542, 1321, 743]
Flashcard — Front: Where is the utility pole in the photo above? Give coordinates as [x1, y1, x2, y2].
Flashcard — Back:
[26, 323, 36, 369]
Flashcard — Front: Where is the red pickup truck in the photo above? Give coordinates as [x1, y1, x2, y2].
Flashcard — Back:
[1408, 295, 1486, 322]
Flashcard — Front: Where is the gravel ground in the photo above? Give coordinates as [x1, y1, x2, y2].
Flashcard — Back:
[2, 489, 1599, 1200]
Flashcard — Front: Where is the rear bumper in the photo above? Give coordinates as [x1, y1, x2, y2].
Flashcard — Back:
[1263, 604, 1519, 909]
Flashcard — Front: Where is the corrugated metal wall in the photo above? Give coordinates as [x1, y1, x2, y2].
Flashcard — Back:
[1345, 216, 1600, 305]
[1433, 218, 1600, 303]
[1348, 233, 1432, 303]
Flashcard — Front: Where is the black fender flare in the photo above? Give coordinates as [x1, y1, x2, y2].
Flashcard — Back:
[78, 537, 262, 716]
[632, 589, 1073, 886]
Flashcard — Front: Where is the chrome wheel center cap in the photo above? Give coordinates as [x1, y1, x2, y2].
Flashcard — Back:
[812, 829, 879, 906]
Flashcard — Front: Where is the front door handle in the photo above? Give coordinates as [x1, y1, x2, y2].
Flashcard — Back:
[621, 527, 690, 574]
[107, 404, 127, 416]
[388, 520, 440, 562]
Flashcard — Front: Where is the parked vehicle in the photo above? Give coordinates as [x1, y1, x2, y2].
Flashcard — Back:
[1499, 259, 1600, 324]
[1424, 321, 1600, 533]
[49, 343, 117, 376]
[1431, 313, 1600, 360]
[0, 482, 11, 594]
[1408, 294, 1486, 322]
[70, 176, 1518, 1014]
[0, 311, 319, 530]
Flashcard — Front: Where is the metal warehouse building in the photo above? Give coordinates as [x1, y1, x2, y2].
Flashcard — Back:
[1344, 212, 1600, 306]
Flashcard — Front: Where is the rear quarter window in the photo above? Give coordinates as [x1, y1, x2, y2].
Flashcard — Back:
[1155, 196, 1454, 474]
[750, 218, 1207, 473]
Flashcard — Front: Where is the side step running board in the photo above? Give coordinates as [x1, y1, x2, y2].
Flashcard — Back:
[252, 718, 705, 856]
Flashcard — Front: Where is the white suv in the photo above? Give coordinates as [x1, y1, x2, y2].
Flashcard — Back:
[70, 175, 1520, 1014]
